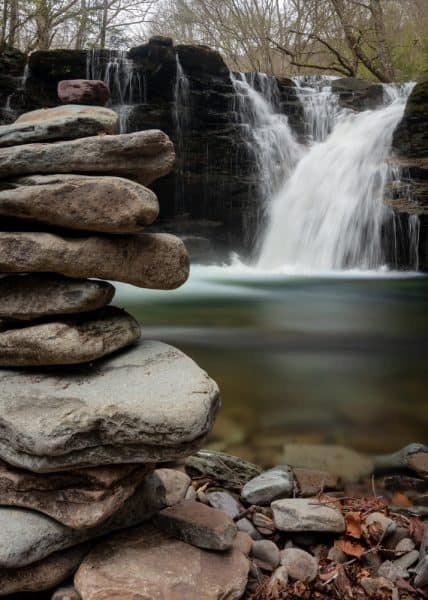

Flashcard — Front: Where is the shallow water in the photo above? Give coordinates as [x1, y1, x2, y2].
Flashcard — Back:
[117, 266, 428, 466]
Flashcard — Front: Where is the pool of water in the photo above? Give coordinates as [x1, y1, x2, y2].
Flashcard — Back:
[116, 265, 428, 466]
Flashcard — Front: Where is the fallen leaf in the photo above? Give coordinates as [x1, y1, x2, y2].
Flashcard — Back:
[335, 538, 365, 558]
[391, 491, 412, 507]
[345, 511, 362, 539]
[409, 516, 425, 547]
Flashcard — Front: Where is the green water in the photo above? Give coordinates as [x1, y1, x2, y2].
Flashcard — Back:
[117, 267, 428, 466]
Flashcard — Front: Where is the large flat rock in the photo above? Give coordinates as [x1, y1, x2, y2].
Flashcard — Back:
[0, 174, 159, 233]
[0, 231, 189, 289]
[74, 525, 250, 600]
[0, 306, 140, 366]
[0, 341, 220, 472]
[0, 105, 117, 147]
[0, 274, 114, 320]
[0, 469, 190, 568]
[0, 130, 175, 185]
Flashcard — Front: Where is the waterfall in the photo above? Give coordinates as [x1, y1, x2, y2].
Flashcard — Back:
[86, 49, 146, 133]
[173, 55, 191, 212]
[257, 89, 414, 272]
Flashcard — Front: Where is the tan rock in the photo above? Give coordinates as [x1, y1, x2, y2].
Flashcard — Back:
[0, 174, 159, 233]
[75, 524, 250, 600]
[408, 452, 428, 478]
[0, 105, 117, 147]
[293, 468, 340, 496]
[0, 543, 91, 596]
[0, 130, 175, 185]
[0, 461, 151, 529]
[52, 584, 82, 600]
[0, 306, 140, 366]
[0, 231, 189, 289]
[0, 274, 114, 320]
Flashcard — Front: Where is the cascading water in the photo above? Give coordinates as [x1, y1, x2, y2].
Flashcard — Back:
[173, 55, 191, 212]
[257, 85, 415, 271]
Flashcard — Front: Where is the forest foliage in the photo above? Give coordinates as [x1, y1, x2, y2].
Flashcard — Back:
[1, 0, 427, 82]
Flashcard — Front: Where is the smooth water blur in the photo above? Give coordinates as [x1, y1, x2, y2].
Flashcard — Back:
[117, 266, 428, 465]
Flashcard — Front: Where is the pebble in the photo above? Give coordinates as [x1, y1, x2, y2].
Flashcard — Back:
[414, 555, 428, 588]
[270, 565, 288, 588]
[241, 465, 294, 506]
[251, 540, 280, 568]
[280, 548, 318, 583]
[393, 550, 419, 570]
[272, 498, 345, 533]
[252, 511, 275, 535]
[378, 560, 409, 581]
[207, 491, 262, 540]
[360, 577, 398, 599]
[327, 546, 347, 563]
[365, 512, 396, 539]
[51, 585, 82, 600]
[395, 537, 415, 554]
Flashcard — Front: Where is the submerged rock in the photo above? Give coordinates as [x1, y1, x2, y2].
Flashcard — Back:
[0, 274, 114, 320]
[74, 525, 251, 600]
[0, 306, 140, 366]
[58, 80, 110, 105]
[0, 174, 159, 232]
[0, 105, 117, 147]
[0, 231, 189, 289]
[0, 341, 219, 471]
[0, 130, 175, 185]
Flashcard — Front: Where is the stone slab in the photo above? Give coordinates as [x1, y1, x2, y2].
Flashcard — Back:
[58, 80, 110, 105]
[0, 174, 159, 232]
[0, 341, 220, 471]
[0, 231, 189, 289]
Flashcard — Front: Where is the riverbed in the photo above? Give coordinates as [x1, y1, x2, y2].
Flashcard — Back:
[117, 266, 428, 466]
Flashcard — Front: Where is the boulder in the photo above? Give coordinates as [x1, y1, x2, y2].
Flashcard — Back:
[331, 77, 384, 110]
[0, 129, 175, 185]
[0, 469, 190, 569]
[0, 105, 117, 147]
[271, 498, 345, 533]
[0, 274, 114, 320]
[176, 44, 229, 77]
[0, 460, 151, 529]
[154, 500, 237, 550]
[393, 80, 428, 159]
[58, 80, 110, 105]
[0, 174, 159, 232]
[0, 543, 91, 596]
[0, 231, 189, 289]
[74, 525, 250, 600]
[0, 306, 140, 366]
[0, 341, 219, 472]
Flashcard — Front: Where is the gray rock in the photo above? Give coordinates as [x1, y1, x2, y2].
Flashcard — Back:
[186, 450, 262, 490]
[154, 500, 237, 551]
[365, 512, 396, 539]
[0, 468, 189, 569]
[0, 130, 175, 185]
[271, 499, 345, 533]
[0, 105, 117, 147]
[0, 306, 140, 366]
[207, 491, 262, 540]
[0, 341, 220, 472]
[360, 577, 397, 598]
[414, 555, 428, 588]
[251, 540, 280, 568]
[395, 538, 415, 555]
[0, 274, 114, 321]
[378, 560, 409, 581]
[270, 565, 288, 588]
[279, 548, 318, 583]
[0, 231, 189, 289]
[374, 443, 428, 471]
[241, 465, 294, 506]
[283, 444, 374, 481]
[393, 550, 419, 570]
[327, 546, 347, 563]
[0, 174, 159, 233]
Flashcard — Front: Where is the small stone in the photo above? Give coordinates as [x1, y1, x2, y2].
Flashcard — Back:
[365, 512, 396, 539]
[51, 584, 82, 600]
[272, 499, 345, 533]
[185, 485, 197, 501]
[283, 444, 374, 481]
[207, 491, 262, 540]
[360, 576, 396, 597]
[378, 560, 408, 581]
[154, 500, 237, 551]
[252, 511, 275, 534]
[279, 548, 318, 583]
[251, 540, 280, 568]
[395, 538, 415, 554]
[327, 546, 347, 563]
[153, 469, 191, 506]
[293, 468, 340, 496]
[393, 550, 419, 570]
[408, 452, 428, 478]
[58, 80, 110, 105]
[270, 565, 288, 589]
[0, 307, 140, 366]
[414, 556, 428, 588]
[241, 465, 294, 505]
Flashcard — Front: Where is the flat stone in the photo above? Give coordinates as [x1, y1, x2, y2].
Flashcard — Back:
[251, 540, 280, 568]
[186, 450, 262, 490]
[279, 547, 318, 583]
[0, 460, 151, 528]
[283, 444, 374, 481]
[0, 274, 114, 321]
[58, 80, 110, 105]
[395, 538, 415, 554]
[0, 174, 159, 232]
[0, 231, 189, 289]
[0, 130, 175, 185]
[0, 468, 189, 568]
[74, 525, 250, 600]
[0, 543, 91, 596]
[154, 500, 237, 550]
[0, 105, 117, 147]
[0, 306, 140, 366]
[271, 499, 345, 533]
[241, 465, 294, 506]
[0, 341, 219, 472]
[293, 468, 340, 496]
[393, 550, 419, 570]
[51, 584, 82, 600]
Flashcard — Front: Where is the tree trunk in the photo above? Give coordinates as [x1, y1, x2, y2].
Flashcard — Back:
[75, 0, 88, 48]
[0, 0, 8, 50]
[8, 0, 18, 47]
[100, 0, 108, 48]
[370, 0, 395, 82]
